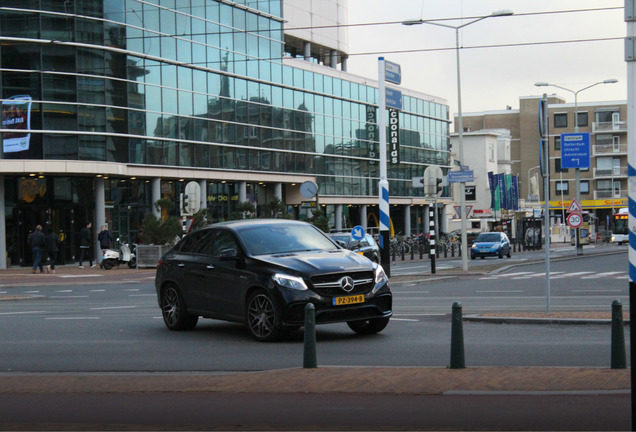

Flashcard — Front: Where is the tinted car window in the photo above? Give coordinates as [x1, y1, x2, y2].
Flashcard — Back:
[210, 230, 238, 257]
[176, 230, 212, 254]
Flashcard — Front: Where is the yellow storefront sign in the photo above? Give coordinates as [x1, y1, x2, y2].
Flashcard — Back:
[548, 198, 627, 210]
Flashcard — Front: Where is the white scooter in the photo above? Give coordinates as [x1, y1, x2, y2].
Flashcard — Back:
[101, 243, 134, 270]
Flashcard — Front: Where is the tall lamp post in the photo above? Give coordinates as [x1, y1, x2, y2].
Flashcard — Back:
[404, 10, 513, 271]
[535, 79, 618, 255]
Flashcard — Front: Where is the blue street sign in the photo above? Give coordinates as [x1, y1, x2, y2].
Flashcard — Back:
[448, 170, 474, 183]
[351, 225, 365, 241]
[385, 87, 402, 110]
[384, 61, 402, 85]
[561, 133, 590, 169]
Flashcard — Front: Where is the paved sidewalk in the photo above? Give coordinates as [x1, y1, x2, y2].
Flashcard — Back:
[0, 367, 629, 395]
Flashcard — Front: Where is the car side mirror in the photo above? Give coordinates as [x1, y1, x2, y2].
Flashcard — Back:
[335, 240, 347, 248]
[219, 248, 239, 260]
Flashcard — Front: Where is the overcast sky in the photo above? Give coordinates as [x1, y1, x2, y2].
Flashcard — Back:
[345, 0, 625, 120]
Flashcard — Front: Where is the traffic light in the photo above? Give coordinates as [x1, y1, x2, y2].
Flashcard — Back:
[436, 178, 443, 195]
[180, 193, 189, 215]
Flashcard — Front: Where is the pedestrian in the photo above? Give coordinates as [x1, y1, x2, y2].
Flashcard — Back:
[78, 221, 95, 269]
[28, 224, 45, 274]
[44, 227, 60, 274]
[97, 225, 112, 254]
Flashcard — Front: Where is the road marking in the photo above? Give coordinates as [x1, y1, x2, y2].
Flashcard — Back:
[23, 290, 40, 293]
[572, 289, 623, 293]
[0, 310, 45, 315]
[476, 290, 523, 293]
[550, 271, 595, 279]
[390, 318, 419, 322]
[58, 274, 104, 278]
[123, 288, 140, 292]
[581, 271, 625, 279]
[56, 290, 73, 293]
[90, 306, 137, 311]
[50, 295, 89, 298]
[45, 317, 100, 320]
[90, 289, 106, 292]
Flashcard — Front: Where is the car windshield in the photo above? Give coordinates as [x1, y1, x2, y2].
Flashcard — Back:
[475, 233, 501, 242]
[239, 224, 339, 255]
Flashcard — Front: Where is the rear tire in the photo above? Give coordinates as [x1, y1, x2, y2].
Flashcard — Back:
[102, 259, 114, 270]
[347, 316, 390, 335]
[160, 284, 198, 331]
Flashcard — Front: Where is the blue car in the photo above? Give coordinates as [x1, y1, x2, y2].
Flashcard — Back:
[470, 232, 512, 260]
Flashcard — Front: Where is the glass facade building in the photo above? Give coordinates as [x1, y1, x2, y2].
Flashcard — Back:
[0, 0, 450, 267]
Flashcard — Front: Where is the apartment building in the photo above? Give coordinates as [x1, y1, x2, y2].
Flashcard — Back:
[460, 96, 627, 231]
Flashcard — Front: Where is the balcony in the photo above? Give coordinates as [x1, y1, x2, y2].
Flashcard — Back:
[593, 121, 627, 133]
[592, 142, 627, 156]
[593, 166, 627, 178]
[594, 189, 627, 200]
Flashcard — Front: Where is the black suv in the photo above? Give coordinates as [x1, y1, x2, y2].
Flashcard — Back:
[155, 219, 392, 341]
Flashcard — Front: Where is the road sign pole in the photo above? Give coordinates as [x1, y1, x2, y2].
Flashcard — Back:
[624, 1, 636, 426]
[378, 58, 390, 277]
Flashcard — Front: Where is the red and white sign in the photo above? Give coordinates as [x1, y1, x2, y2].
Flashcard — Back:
[566, 199, 583, 213]
[567, 212, 583, 228]
[453, 205, 473, 218]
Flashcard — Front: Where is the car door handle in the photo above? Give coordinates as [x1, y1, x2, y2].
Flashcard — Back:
[206, 264, 215, 270]
[178, 263, 185, 268]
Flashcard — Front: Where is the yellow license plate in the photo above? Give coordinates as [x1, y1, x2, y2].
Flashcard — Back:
[333, 295, 365, 306]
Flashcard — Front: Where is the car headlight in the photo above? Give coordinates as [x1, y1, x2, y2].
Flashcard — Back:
[374, 264, 388, 284]
[471, 244, 477, 250]
[272, 273, 308, 291]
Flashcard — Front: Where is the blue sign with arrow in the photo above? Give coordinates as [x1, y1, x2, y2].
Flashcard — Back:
[351, 225, 365, 241]
[561, 133, 590, 169]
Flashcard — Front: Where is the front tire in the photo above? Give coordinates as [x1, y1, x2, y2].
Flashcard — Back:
[127, 257, 136, 268]
[160, 284, 198, 330]
[246, 290, 284, 342]
[347, 316, 390, 335]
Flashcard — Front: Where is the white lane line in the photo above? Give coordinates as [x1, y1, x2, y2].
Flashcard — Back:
[90, 306, 137, 311]
[90, 289, 106, 292]
[0, 310, 46, 315]
[45, 317, 100, 320]
[390, 318, 419, 322]
[581, 271, 626, 279]
[58, 275, 103, 278]
[550, 271, 595, 279]
[476, 290, 523, 293]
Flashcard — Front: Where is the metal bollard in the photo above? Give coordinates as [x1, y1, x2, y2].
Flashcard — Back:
[303, 303, 317, 368]
[611, 299, 626, 369]
[411, 246, 415, 261]
[401, 246, 405, 261]
[450, 301, 466, 369]
[443, 244, 447, 258]
[419, 243, 424, 260]
[451, 244, 455, 257]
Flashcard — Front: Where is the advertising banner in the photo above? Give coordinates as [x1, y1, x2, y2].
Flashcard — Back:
[388, 108, 399, 165]
[2, 95, 32, 153]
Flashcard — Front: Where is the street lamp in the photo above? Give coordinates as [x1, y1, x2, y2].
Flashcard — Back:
[534, 79, 618, 255]
[404, 10, 513, 271]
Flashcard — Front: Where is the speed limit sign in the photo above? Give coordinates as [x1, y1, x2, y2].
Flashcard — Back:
[567, 212, 583, 228]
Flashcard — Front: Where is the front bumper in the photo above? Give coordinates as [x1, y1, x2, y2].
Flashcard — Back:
[279, 283, 392, 326]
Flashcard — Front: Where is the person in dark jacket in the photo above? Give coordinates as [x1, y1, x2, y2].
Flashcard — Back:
[44, 227, 61, 274]
[78, 222, 95, 269]
[97, 225, 112, 254]
[28, 225, 45, 274]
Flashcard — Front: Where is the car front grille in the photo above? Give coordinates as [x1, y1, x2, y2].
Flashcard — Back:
[310, 270, 375, 296]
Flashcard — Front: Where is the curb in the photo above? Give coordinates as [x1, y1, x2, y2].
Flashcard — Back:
[464, 314, 630, 325]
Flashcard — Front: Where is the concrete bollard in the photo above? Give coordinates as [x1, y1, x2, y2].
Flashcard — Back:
[611, 299, 626, 369]
[303, 303, 317, 368]
[450, 301, 466, 369]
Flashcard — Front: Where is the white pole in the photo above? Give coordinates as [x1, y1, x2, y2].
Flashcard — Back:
[542, 94, 551, 314]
